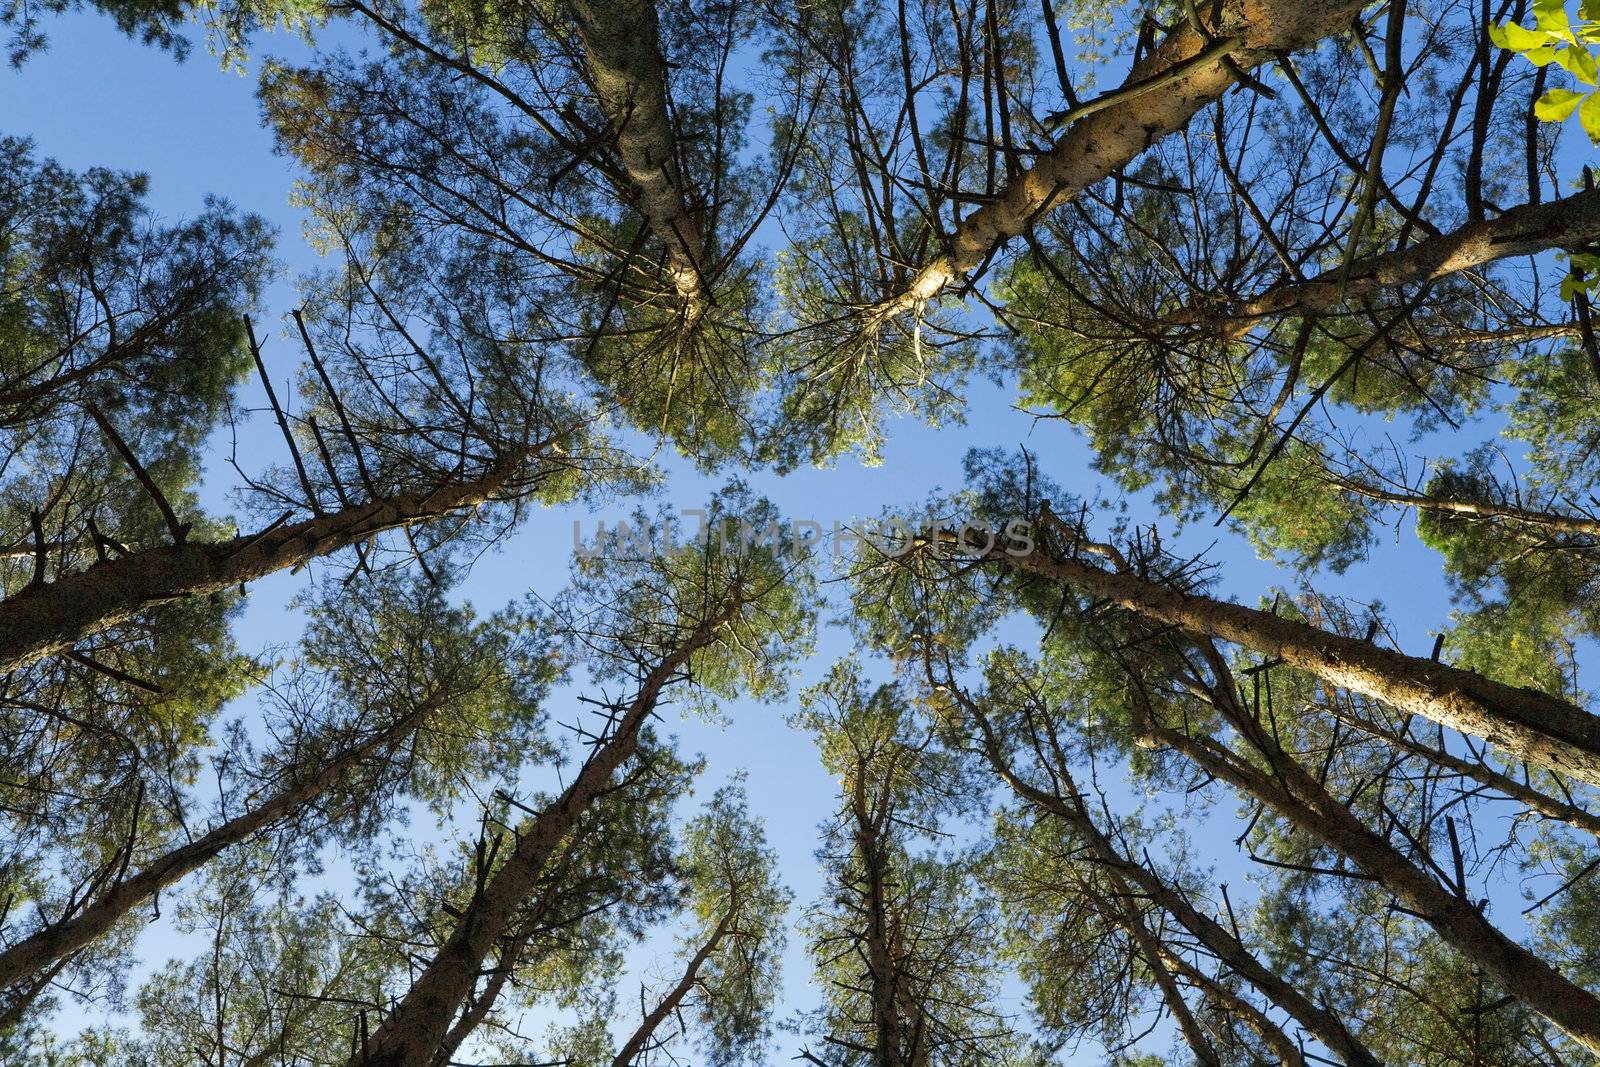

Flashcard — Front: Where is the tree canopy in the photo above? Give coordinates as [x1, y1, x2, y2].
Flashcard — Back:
[6, 0, 1600, 1063]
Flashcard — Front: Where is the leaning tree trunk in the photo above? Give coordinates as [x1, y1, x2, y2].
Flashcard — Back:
[981, 532, 1600, 789]
[0, 694, 444, 991]
[349, 607, 734, 1067]
[1109, 888, 1221, 1067]
[1329, 708, 1600, 843]
[1160, 187, 1600, 337]
[968, 708, 1382, 1067]
[1335, 476, 1600, 539]
[1158, 948, 1308, 1067]
[607, 905, 735, 1067]
[568, 0, 710, 311]
[859, 0, 1371, 328]
[1133, 680, 1600, 1055]
[0, 453, 529, 675]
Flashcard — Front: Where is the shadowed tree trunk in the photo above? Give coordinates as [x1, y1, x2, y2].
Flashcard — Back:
[1112, 892, 1221, 1067]
[1326, 706, 1600, 843]
[1159, 948, 1309, 1067]
[0, 692, 448, 992]
[0, 451, 537, 675]
[349, 605, 736, 1067]
[1125, 651, 1600, 1055]
[952, 682, 1383, 1067]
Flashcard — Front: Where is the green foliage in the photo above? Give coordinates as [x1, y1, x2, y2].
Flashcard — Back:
[1, 0, 188, 64]
[0, 0, 323, 66]
[133, 870, 387, 1066]
[1530, 833, 1600, 990]
[1003, 249, 1398, 572]
[674, 784, 792, 1067]
[258, 0, 788, 466]
[793, 663, 1028, 1066]
[562, 482, 817, 706]
[0, 136, 271, 533]
[1492, 0, 1600, 142]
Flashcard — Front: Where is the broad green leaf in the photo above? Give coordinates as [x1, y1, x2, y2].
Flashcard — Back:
[1536, 0, 1576, 39]
[1585, 0, 1600, 20]
[1557, 44, 1600, 83]
[1536, 87, 1588, 119]
[1526, 44, 1563, 64]
[1581, 87, 1600, 140]
[1493, 19, 1552, 50]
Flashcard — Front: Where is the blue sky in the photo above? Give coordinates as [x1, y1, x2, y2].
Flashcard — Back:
[0, 11, 1522, 1063]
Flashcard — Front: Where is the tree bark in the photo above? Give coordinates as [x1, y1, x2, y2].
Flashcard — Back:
[984, 534, 1600, 788]
[1334, 477, 1600, 539]
[1162, 188, 1600, 338]
[0, 696, 444, 992]
[1133, 682, 1600, 1054]
[1158, 948, 1309, 1067]
[349, 607, 734, 1067]
[860, 0, 1369, 327]
[0, 453, 530, 675]
[965, 707, 1381, 1067]
[608, 905, 735, 1067]
[1112, 893, 1221, 1067]
[568, 0, 710, 309]
[851, 780, 906, 1067]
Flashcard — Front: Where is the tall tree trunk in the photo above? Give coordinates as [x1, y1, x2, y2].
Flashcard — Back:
[1334, 477, 1600, 538]
[1158, 948, 1309, 1067]
[0, 453, 530, 675]
[569, 0, 710, 310]
[0, 695, 444, 992]
[349, 607, 735, 1067]
[1329, 707, 1600, 843]
[1130, 671, 1600, 1054]
[428, 841, 594, 1067]
[965, 706, 1382, 1067]
[983, 532, 1600, 788]
[428, 932, 529, 1067]
[859, 0, 1369, 328]
[608, 905, 735, 1067]
[851, 785, 906, 1067]
[1160, 187, 1600, 338]
[1109, 889, 1221, 1067]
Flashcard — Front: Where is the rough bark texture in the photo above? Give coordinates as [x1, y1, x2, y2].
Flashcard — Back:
[0, 697, 442, 992]
[864, 0, 1369, 325]
[992, 543, 1600, 788]
[350, 610, 732, 1067]
[569, 0, 709, 307]
[1167, 188, 1600, 337]
[1143, 712, 1600, 1054]
[0, 456, 526, 675]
